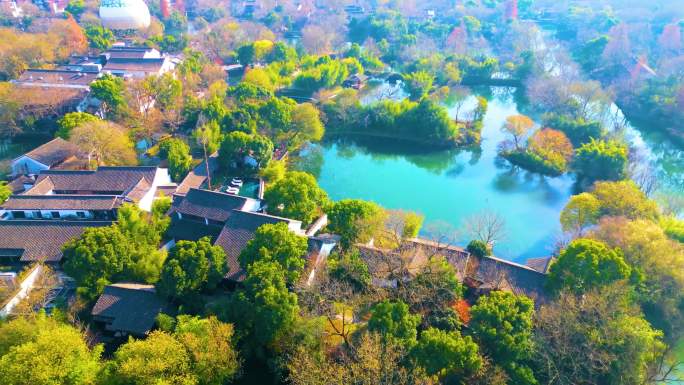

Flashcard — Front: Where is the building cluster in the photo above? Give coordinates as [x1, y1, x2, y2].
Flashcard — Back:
[11, 45, 177, 119]
[0, 139, 553, 337]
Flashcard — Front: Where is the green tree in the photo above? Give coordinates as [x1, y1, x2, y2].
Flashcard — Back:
[55, 111, 99, 139]
[327, 199, 386, 249]
[239, 222, 308, 285]
[327, 249, 372, 292]
[404, 70, 434, 100]
[466, 239, 491, 258]
[65, 0, 85, 17]
[192, 119, 222, 155]
[288, 103, 325, 149]
[90, 74, 126, 118]
[230, 260, 299, 351]
[547, 238, 631, 295]
[258, 158, 286, 183]
[591, 180, 659, 220]
[63, 226, 137, 301]
[63, 205, 167, 301]
[173, 316, 241, 385]
[411, 328, 482, 379]
[591, 218, 684, 340]
[193, 120, 222, 189]
[0, 313, 102, 385]
[107, 331, 195, 385]
[159, 138, 193, 181]
[0, 182, 10, 205]
[470, 291, 536, 385]
[559, 192, 601, 235]
[545, 115, 603, 147]
[157, 237, 227, 304]
[368, 300, 421, 346]
[534, 285, 665, 385]
[573, 138, 628, 182]
[84, 25, 115, 50]
[151, 73, 183, 111]
[259, 97, 295, 139]
[264, 171, 328, 225]
[218, 131, 273, 171]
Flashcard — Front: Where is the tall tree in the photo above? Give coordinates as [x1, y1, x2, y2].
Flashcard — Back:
[55, 112, 99, 140]
[573, 139, 628, 182]
[264, 171, 329, 225]
[326, 199, 386, 249]
[546, 238, 631, 295]
[157, 237, 227, 305]
[560, 192, 601, 236]
[159, 138, 193, 181]
[534, 284, 665, 385]
[502, 115, 534, 150]
[229, 260, 299, 352]
[0, 313, 102, 385]
[411, 328, 482, 380]
[107, 331, 195, 385]
[90, 74, 126, 118]
[239, 222, 309, 285]
[368, 300, 421, 347]
[68, 121, 137, 167]
[193, 120, 222, 189]
[470, 291, 536, 385]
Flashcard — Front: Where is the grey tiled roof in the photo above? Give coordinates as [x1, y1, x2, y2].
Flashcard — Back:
[21, 138, 80, 167]
[214, 210, 300, 281]
[0, 221, 112, 262]
[166, 218, 222, 242]
[103, 58, 166, 73]
[1, 195, 122, 210]
[525, 257, 554, 274]
[17, 69, 99, 87]
[29, 167, 158, 194]
[170, 188, 249, 223]
[91, 283, 167, 336]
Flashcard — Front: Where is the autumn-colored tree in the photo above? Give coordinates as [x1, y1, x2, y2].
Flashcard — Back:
[502, 114, 534, 150]
[529, 128, 573, 161]
[49, 16, 88, 58]
[69, 121, 137, 167]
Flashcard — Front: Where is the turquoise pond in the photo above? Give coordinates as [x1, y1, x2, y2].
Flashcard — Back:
[296, 88, 684, 263]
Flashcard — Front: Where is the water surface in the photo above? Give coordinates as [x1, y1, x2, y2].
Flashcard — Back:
[302, 93, 574, 262]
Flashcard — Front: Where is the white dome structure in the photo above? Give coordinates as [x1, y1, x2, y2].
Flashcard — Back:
[99, 0, 151, 30]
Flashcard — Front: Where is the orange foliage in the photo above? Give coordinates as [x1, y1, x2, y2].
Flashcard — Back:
[51, 15, 89, 57]
[453, 299, 471, 325]
[529, 128, 574, 161]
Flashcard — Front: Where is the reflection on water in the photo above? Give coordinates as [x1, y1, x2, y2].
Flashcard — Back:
[295, 87, 683, 261]
[297, 96, 575, 261]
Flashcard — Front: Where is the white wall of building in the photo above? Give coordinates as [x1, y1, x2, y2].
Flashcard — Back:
[138, 168, 173, 211]
[0, 209, 98, 220]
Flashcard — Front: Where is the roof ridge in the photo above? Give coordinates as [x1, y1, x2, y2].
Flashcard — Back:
[188, 188, 249, 200]
[0, 220, 113, 226]
[231, 209, 301, 224]
[8, 194, 119, 200]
